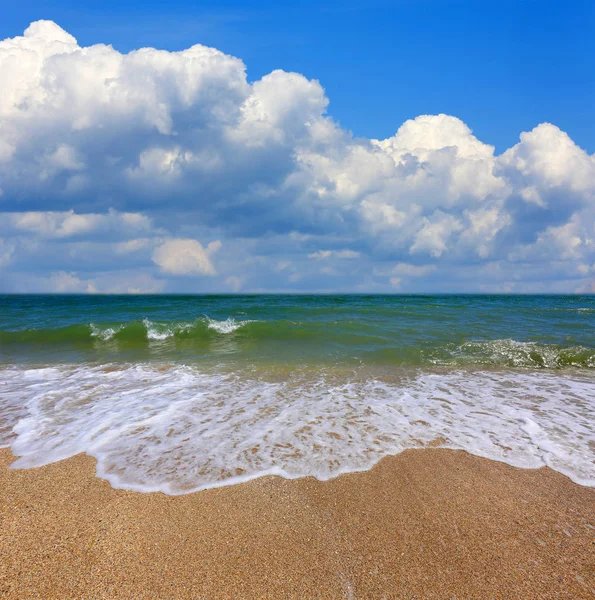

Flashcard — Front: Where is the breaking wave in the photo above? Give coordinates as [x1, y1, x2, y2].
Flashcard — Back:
[1, 318, 593, 369]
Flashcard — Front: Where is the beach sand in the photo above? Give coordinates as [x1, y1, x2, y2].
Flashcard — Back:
[1, 447, 594, 599]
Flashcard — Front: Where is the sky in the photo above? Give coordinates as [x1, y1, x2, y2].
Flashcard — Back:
[0, 0, 594, 293]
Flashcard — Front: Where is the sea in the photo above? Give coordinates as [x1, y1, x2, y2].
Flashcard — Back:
[0, 294, 594, 494]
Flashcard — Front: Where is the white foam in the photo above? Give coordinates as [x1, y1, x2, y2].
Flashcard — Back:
[89, 317, 253, 342]
[90, 323, 123, 341]
[205, 317, 253, 334]
[1, 365, 594, 494]
[142, 319, 194, 340]
[445, 339, 594, 368]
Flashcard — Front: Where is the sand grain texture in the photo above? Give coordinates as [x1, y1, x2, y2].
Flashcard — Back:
[1, 447, 594, 599]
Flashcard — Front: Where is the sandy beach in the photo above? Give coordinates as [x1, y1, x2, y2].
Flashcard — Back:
[0, 448, 593, 599]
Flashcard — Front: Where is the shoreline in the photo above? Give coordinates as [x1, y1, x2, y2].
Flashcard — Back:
[1, 447, 594, 598]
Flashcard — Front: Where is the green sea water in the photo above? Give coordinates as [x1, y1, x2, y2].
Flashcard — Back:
[1, 294, 594, 494]
[1, 294, 594, 368]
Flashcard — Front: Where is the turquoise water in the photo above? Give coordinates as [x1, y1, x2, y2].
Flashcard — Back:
[1, 294, 594, 367]
[1, 294, 594, 494]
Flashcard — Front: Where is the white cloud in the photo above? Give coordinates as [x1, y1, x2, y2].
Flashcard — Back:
[0, 21, 594, 292]
[372, 262, 435, 290]
[50, 271, 97, 293]
[114, 238, 152, 254]
[390, 263, 436, 277]
[360, 201, 409, 232]
[151, 238, 220, 276]
[460, 208, 512, 258]
[498, 123, 595, 199]
[5, 210, 152, 239]
[43, 270, 164, 294]
[375, 114, 494, 160]
[410, 212, 463, 257]
[308, 249, 360, 259]
[275, 260, 291, 271]
[510, 215, 592, 263]
[102, 274, 165, 294]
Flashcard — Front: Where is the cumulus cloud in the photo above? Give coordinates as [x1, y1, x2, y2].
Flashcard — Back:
[49, 271, 97, 293]
[0, 21, 594, 292]
[499, 124, 595, 201]
[151, 238, 220, 276]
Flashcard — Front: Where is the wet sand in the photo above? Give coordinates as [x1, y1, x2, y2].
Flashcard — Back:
[1, 447, 594, 599]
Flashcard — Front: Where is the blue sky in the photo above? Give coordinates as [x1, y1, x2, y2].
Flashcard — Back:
[0, 1, 594, 293]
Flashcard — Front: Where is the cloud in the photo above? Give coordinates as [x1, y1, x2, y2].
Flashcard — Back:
[499, 123, 595, 200]
[114, 238, 152, 254]
[151, 238, 220, 276]
[308, 249, 360, 260]
[3, 210, 152, 240]
[373, 262, 436, 290]
[389, 263, 436, 277]
[0, 238, 15, 268]
[49, 271, 97, 293]
[224, 275, 244, 292]
[0, 21, 594, 292]
[409, 212, 464, 258]
[44, 271, 165, 294]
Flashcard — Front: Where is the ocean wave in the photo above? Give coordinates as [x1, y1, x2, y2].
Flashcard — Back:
[0, 318, 383, 345]
[142, 318, 195, 341]
[205, 317, 254, 334]
[90, 323, 124, 341]
[1, 364, 594, 494]
[0, 317, 257, 345]
[1, 320, 593, 369]
[440, 339, 595, 369]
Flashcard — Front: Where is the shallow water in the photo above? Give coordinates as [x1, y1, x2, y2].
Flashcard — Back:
[1, 294, 594, 493]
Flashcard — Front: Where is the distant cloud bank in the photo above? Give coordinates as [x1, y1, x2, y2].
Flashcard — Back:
[1, 21, 594, 293]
